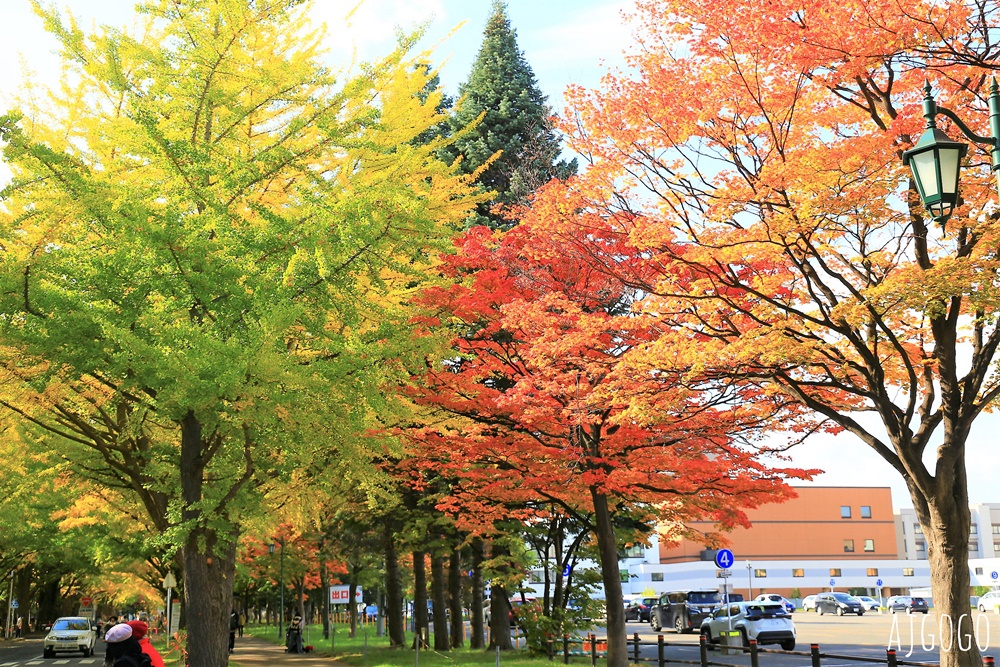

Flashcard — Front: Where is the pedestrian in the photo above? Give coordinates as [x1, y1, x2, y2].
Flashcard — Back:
[104, 616, 119, 640]
[284, 615, 304, 653]
[126, 620, 164, 667]
[14, 616, 22, 638]
[103, 623, 151, 667]
[228, 609, 239, 654]
[238, 609, 246, 638]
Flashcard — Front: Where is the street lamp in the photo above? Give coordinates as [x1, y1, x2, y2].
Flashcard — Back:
[746, 561, 753, 600]
[903, 79, 1000, 228]
[268, 539, 285, 640]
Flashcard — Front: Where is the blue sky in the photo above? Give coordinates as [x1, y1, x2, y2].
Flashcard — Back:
[2, 0, 998, 510]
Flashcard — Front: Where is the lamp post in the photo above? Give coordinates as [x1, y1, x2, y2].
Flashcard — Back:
[746, 561, 753, 600]
[269, 539, 286, 640]
[903, 78, 1000, 227]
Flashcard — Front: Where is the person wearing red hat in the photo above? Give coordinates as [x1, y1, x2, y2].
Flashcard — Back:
[126, 621, 164, 667]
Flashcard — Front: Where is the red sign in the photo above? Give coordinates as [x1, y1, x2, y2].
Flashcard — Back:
[81, 597, 93, 606]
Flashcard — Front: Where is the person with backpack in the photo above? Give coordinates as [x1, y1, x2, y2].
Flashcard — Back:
[228, 609, 239, 654]
[103, 623, 152, 667]
[126, 620, 164, 667]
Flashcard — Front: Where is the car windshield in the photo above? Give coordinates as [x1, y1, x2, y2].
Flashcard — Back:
[689, 592, 721, 604]
[832, 593, 854, 602]
[52, 619, 90, 631]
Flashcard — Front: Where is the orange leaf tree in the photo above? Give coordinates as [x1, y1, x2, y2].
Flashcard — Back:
[554, 2, 1000, 666]
[409, 216, 815, 663]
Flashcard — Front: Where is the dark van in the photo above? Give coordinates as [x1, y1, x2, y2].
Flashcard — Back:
[650, 590, 722, 633]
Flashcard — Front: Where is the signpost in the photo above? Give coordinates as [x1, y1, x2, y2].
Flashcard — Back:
[79, 596, 95, 620]
[163, 571, 177, 645]
[714, 550, 735, 638]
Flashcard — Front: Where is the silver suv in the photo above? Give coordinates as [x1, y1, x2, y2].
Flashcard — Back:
[700, 601, 796, 651]
[43, 617, 96, 658]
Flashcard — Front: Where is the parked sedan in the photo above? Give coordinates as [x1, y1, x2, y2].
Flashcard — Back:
[625, 597, 658, 622]
[887, 596, 929, 614]
[802, 595, 818, 611]
[978, 591, 1000, 613]
[856, 596, 880, 611]
[815, 592, 865, 616]
[754, 593, 796, 613]
[700, 601, 796, 651]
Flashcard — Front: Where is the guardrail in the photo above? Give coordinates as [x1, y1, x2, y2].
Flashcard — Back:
[539, 633, 991, 667]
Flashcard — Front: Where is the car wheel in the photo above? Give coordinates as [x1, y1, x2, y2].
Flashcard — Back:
[858, 611, 865, 616]
[837, 606, 844, 616]
[83, 647, 91, 658]
[980, 605, 987, 612]
[703, 629, 713, 644]
[906, 607, 913, 615]
[781, 639, 795, 651]
[922, 610, 929, 614]
[739, 629, 749, 648]
[43, 649, 54, 659]
[674, 616, 684, 633]
[651, 617, 661, 632]
[818, 606, 825, 616]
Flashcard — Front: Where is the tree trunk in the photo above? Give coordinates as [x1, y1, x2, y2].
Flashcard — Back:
[449, 549, 464, 649]
[914, 476, 979, 667]
[470, 540, 485, 649]
[412, 550, 429, 649]
[384, 529, 404, 647]
[349, 579, 358, 638]
[431, 552, 449, 650]
[321, 559, 330, 640]
[488, 583, 512, 650]
[179, 411, 239, 667]
[591, 487, 627, 667]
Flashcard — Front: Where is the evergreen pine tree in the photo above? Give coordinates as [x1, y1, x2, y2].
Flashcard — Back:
[447, 0, 577, 228]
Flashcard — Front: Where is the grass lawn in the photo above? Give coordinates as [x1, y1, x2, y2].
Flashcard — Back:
[244, 623, 563, 667]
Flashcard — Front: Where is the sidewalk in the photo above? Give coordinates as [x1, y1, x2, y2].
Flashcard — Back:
[231, 636, 339, 666]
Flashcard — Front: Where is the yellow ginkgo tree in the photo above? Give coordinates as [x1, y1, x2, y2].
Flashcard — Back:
[0, 1, 483, 664]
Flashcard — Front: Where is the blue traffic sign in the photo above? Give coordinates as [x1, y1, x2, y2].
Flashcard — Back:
[715, 549, 735, 569]
[830, 578, 836, 586]
[876, 579, 883, 587]
[992, 571, 998, 580]
[10, 600, 17, 609]
[563, 564, 572, 577]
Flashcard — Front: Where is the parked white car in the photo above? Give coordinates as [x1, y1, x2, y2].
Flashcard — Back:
[700, 601, 796, 651]
[802, 595, 818, 611]
[978, 590, 1000, 613]
[856, 596, 880, 611]
[43, 617, 96, 658]
[754, 593, 795, 613]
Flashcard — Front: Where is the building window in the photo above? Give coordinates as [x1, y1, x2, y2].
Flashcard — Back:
[914, 523, 923, 534]
[841, 506, 852, 519]
[970, 542, 979, 553]
[864, 539, 875, 552]
[976, 567, 984, 575]
[994, 544, 1000, 553]
[754, 569, 767, 578]
[844, 539, 855, 553]
[993, 524, 1000, 534]
[622, 545, 645, 558]
[861, 506, 872, 519]
[867, 568, 878, 577]
[903, 568, 915, 576]
[830, 568, 842, 577]
[902, 523, 906, 534]
[971, 523, 979, 534]
[792, 569, 804, 577]
[651, 572, 664, 582]
[530, 570, 544, 584]
[915, 540, 926, 552]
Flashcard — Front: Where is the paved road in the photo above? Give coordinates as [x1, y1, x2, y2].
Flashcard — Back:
[624, 609, 1000, 666]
